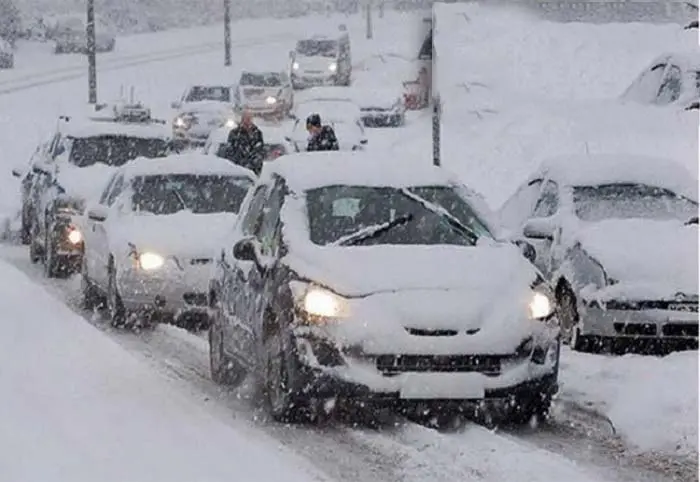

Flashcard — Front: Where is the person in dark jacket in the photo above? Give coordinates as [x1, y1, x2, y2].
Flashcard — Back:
[225, 110, 265, 174]
[306, 114, 340, 152]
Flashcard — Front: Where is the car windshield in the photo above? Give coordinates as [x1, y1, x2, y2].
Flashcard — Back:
[240, 73, 282, 87]
[573, 183, 698, 222]
[296, 39, 338, 58]
[68, 136, 169, 168]
[131, 174, 252, 215]
[185, 86, 230, 102]
[305, 185, 493, 246]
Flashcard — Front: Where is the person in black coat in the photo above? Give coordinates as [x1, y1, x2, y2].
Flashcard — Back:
[306, 114, 340, 152]
[225, 110, 265, 174]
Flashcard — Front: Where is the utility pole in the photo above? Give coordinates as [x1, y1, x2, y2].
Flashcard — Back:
[86, 0, 97, 104]
[365, 0, 373, 39]
[224, 0, 232, 66]
[432, 95, 440, 166]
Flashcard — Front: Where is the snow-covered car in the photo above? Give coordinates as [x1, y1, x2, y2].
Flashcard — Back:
[498, 154, 699, 353]
[620, 52, 699, 110]
[353, 87, 406, 127]
[0, 37, 13, 69]
[80, 153, 256, 330]
[235, 71, 294, 119]
[209, 151, 560, 424]
[171, 85, 238, 147]
[288, 99, 367, 151]
[290, 33, 352, 88]
[52, 15, 115, 54]
[203, 124, 290, 162]
[24, 102, 172, 278]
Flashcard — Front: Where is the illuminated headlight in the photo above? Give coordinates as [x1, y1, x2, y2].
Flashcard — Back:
[292, 62, 299, 70]
[138, 252, 165, 271]
[174, 116, 186, 127]
[266, 96, 277, 105]
[328, 62, 337, 72]
[529, 291, 554, 320]
[67, 228, 82, 244]
[303, 287, 349, 318]
[224, 118, 236, 128]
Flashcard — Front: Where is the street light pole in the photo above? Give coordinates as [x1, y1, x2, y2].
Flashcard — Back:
[365, 0, 373, 39]
[86, 0, 97, 104]
[224, 0, 232, 66]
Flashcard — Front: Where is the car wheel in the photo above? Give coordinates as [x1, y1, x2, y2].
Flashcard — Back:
[209, 313, 246, 386]
[29, 219, 42, 263]
[107, 261, 127, 327]
[507, 391, 553, 427]
[557, 284, 596, 352]
[43, 227, 66, 278]
[80, 255, 104, 312]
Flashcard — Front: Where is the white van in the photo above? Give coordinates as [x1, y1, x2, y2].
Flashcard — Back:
[290, 32, 352, 89]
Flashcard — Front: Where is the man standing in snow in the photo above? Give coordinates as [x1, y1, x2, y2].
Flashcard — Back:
[226, 110, 265, 175]
[305, 114, 340, 152]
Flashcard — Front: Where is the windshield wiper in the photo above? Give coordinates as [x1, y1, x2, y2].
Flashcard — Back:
[331, 214, 414, 246]
[399, 188, 480, 245]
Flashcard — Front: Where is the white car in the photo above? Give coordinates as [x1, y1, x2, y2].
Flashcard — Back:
[80, 153, 256, 330]
[498, 154, 699, 353]
[203, 124, 291, 162]
[289, 99, 367, 151]
[235, 71, 294, 119]
[209, 151, 560, 424]
[171, 85, 238, 146]
[620, 52, 700, 110]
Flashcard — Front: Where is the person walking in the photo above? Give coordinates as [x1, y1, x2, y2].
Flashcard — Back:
[305, 114, 340, 152]
[225, 110, 265, 174]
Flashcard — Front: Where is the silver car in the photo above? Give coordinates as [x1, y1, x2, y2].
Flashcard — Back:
[498, 154, 698, 354]
[171, 85, 238, 147]
[79, 153, 256, 331]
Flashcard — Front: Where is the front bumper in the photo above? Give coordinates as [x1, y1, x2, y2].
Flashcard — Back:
[291, 72, 337, 88]
[361, 111, 404, 127]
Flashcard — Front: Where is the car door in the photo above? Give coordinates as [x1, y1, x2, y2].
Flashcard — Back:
[655, 64, 683, 105]
[222, 183, 269, 360]
[523, 180, 560, 276]
[84, 172, 118, 284]
[93, 174, 126, 290]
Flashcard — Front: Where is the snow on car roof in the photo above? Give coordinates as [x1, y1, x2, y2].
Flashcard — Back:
[61, 119, 171, 140]
[294, 99, 361, 121]
[656, 51, 700, 71]
[121, 153, 256, 179]
[536, 154, 699, 199]
[261, 152, 461, 192]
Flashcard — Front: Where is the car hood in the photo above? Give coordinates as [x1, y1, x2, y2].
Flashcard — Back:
[578, 219, 698, 296]
[54, 163, 118, 205]
[108, 211, 237, 259]
[295, 55, 337, 72]
[179, 101, 233, 116]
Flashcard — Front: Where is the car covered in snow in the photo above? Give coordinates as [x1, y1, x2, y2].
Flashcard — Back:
[234, 70, 294, 119]
[22, 102, 172, 278]
[80, 153, 256, 330]
[203, 124, 290, 163]
[498, 154, 698, 353]
[52, 15, 116, 54]
[0, 37, 13, 69]
[209, 152, 561, 424]
[288, 99, 367, 151]
[171, 84, 238, 147]
[620, 52, 700, 111]
[290, 33, 352, 89]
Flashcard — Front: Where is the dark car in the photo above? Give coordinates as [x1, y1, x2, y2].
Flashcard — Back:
[208, 152, 560, 424]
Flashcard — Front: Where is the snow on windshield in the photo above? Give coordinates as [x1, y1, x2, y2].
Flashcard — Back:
[295, 39, 337, 57]
[239, 72, 283, 87]
[573, 183, 698, 222]
[185, 86, 231, 102]
[131, 174, 252, 215]
[69, 136, 169, 168]
[305, 185, 492, 246]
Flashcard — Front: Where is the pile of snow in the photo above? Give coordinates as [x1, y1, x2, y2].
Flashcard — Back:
[0, 259, 328, 481]
[559, 349, 698, 458]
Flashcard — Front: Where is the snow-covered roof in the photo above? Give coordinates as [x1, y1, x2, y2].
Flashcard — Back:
[657, 51, 700, 71]
[294, 99, 361, 122]
[61, 119, 171, 140]
[295, 86, 355, 104]
[261, 152, 461, 192]
[178, 100, 235, 113]
[121, 153, 256, 180]
[298, 86, 401, 107]
[535, 154, 699, 199]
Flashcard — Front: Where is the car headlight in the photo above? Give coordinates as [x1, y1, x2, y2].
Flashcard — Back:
[303, 287, 349, 318]
[138, 252, 165, 271]
[266, 96, 277, 105]
[174, 117, 186, 127]
[529, 291, 554, 320]
[67, 227, 82, 244]
[292, 62, 299, 70]
[328, 62, 337, 72]
[224, 118, 236, 128]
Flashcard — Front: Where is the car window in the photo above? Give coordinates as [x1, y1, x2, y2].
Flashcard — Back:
[532, 180, 559, 217]
[98, 173, 118, 205]
[240, 185, 269, 236]
[105, 175, 125, 206]
[499, 179, 543, 229]
[631, 63, 667, 102]
[656, 65, 682, 104]
[256, 181, 285, 257]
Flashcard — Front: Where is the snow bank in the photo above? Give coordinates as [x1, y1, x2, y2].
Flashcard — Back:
[560, 349, 698, 458]
[0, 258, 327, 481]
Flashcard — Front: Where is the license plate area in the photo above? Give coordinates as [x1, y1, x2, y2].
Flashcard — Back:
[399, 372, 486, 400]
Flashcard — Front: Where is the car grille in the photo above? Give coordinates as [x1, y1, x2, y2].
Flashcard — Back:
[376, 354, 501, 376]
[607, 300, 699, 312]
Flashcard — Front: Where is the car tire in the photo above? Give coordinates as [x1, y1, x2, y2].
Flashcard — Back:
[43, 226, 67, 279]
[107, 260, 127, 327]
[557, 283, 595, 352]
[507, 391, 553, 427]
[80, 255, 104, 312]
[209, 313, 246, 386]
[29, 220, 42, 264]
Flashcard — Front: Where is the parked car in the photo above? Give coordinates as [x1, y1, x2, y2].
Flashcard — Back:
[290, 32, 352, 88]
[171, 84, 238, 147]
[203, 124, 290, 162]
[498, 154, 698, 353]
[208, 151, 560, 424]
[288, 99, 367, 151]
[80, 153, 256, 330]
[234, 70, 294, 120]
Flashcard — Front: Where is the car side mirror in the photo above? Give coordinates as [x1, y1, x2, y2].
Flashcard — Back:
[359, 139, 368, 145]
[11, 168, 22, 178]
[514, 239, 537, 264]
[171, 101, 181, 109]
[87, 206, 107, 222]
[522, 218, 556, 240]
[232, 237, 257, 262]
[284, 136, 292, 142]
